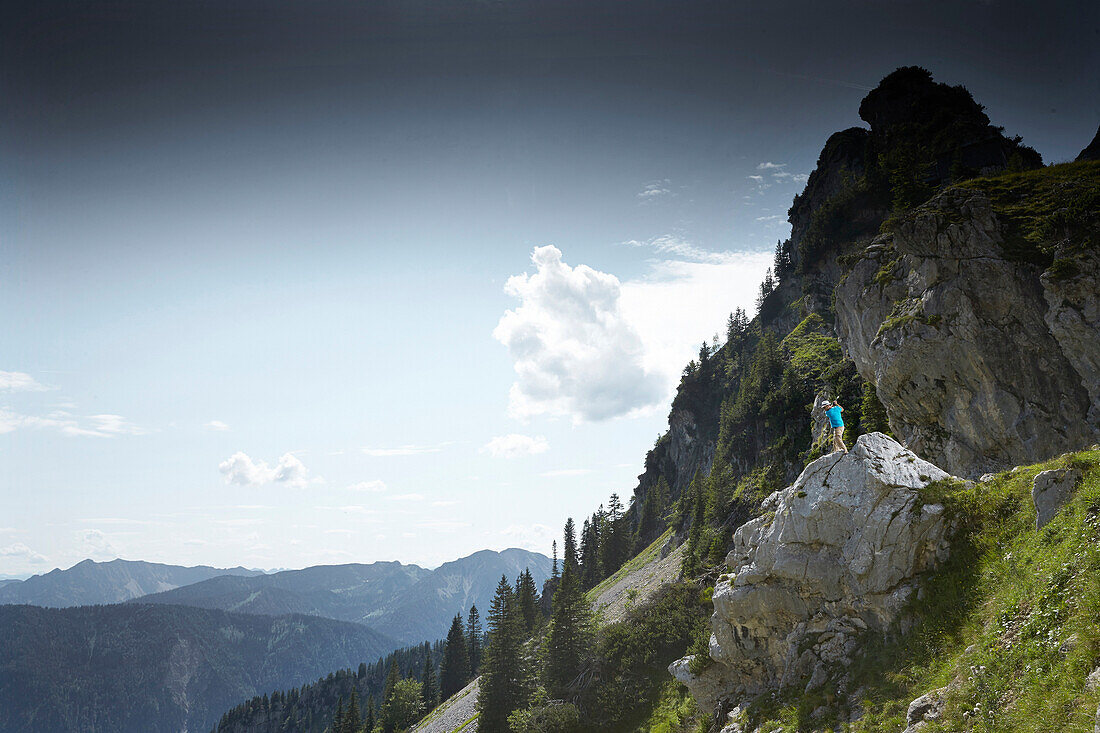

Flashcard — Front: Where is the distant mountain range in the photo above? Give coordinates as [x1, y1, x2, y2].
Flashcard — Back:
[0, 558, 262, 607]
[0, 603, 398, 733]
[136, 548, 552, 643]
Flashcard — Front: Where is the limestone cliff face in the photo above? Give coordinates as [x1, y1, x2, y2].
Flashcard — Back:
[835, 188, 1100, 477]
[670, 434, 951, 712]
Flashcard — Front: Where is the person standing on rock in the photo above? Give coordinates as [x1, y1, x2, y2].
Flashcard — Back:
[822, 399, 847, 453]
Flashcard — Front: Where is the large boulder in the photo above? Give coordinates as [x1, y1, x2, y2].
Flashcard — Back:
[836, 188, 1100, 477]
[671, 434, 952, 710]
[1032, 467, 1084, 529]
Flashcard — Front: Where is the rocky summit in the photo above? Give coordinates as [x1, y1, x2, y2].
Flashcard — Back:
[671, 433, 952, 712]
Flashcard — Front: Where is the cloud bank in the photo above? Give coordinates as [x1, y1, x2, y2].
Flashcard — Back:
[495, 243, 773, 422]
[493, 246, 664, 422]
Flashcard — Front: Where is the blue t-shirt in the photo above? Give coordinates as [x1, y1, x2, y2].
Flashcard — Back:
[826, 405, 844, 428]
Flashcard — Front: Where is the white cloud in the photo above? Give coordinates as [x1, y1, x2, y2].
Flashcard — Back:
[619, 250, 774, 396]
[361, 444, 444, 457]
[757, 161, 787, 170]
[494, 246, 664, 422]
[87, 414, 145, 436]
[0, 408, 144, 437]
[347, 479, 387, 492]
[636, 179, 671, 200]
[500, 523, 556, 553]
[791, 173, 810, 183]
[0, 371, 50, 392]
[386, 493, 424, 502]
[205, 420, 231, 431]
[625, 235, 729, 264]
[480, 433, 550, 458]
[756, 214, 784, 222]
[0, 542, 49, 564]
[540, 468, 592, 477]
[432, 500, 460, 507]
[81, 530, 117, 560]
[747, 175, 764, 182]
[218, 451, 317, 489]
[415, 520, 470, 531]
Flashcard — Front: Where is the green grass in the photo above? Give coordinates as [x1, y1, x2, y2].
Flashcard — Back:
[947, 160, 1099, 267]
[745, 448, 1100, 732]
[640, 679, 704, 733]
[586, 528, 673, 607]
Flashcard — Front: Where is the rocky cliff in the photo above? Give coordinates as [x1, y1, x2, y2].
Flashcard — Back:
[670, 434, 952, 714]
[837, 166, 1100, 476]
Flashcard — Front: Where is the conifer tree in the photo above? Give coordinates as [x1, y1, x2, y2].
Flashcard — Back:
[346, 690, 362, 733]
[562, 518, 578, 571]
[578, 516, 599, 588]
[467, 604, 482, 674]
[477, 575, 530, 732]
[544, 561, 593, 698]
[334, 698, 345, 733]
[516, 567, 540, 632]
[439, 613, 471, 700]
[365, 694, 376, 733]
[379, 659, 400, 732]
[551, 540, 559, 579]
[421, 655, 438, 711]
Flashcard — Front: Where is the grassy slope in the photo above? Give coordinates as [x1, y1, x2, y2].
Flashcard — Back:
[744, 447, 1100, 732]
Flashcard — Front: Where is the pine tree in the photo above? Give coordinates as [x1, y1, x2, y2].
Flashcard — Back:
[334, 697, 345, 733]
[551, 540, 559, 579]
[421, 654, 438, 712]
[466, 604, 482, 674]
[477, 575, 530, 732]
[365, 694, 376, 733]
[544, 561, 593, 698]
[562, 518, 578, 571]
[346, 690, 362, 733]
[380, 660, 400, 732]
[578, 517, 599, 588]
[515, 567, 540, 632]
[439, 613, 471, 700]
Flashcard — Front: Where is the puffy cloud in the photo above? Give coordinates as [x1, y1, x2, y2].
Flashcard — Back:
[205, 420, 231, 431]
[0, 371, 50, 392]
[81, 530, 117, 560]
[494, 246, 664, 422]
[480, 433, 550, 458]
[0, 542, 49, 564]
[755, 214, 784, 222]
[218, 451, 316, 489]
[757, 161, 787, 170]
[347, 479, 387, 492]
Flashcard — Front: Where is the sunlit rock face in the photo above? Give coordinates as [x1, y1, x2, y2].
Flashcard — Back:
[671, 433, 952, 711]
[836, 188, 1100, 478]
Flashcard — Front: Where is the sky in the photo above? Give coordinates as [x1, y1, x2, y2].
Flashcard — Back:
[1, 0, 1097, 576]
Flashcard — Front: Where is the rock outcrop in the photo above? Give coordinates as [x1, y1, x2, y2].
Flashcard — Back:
[671, 434, 952, 711]
[836, 187, 1100, 477]
[1077, 124, 1100, 162]
[1032, 467, 1084, 530]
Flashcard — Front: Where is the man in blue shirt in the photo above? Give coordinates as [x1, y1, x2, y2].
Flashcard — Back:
[822, 399, 847, 454]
